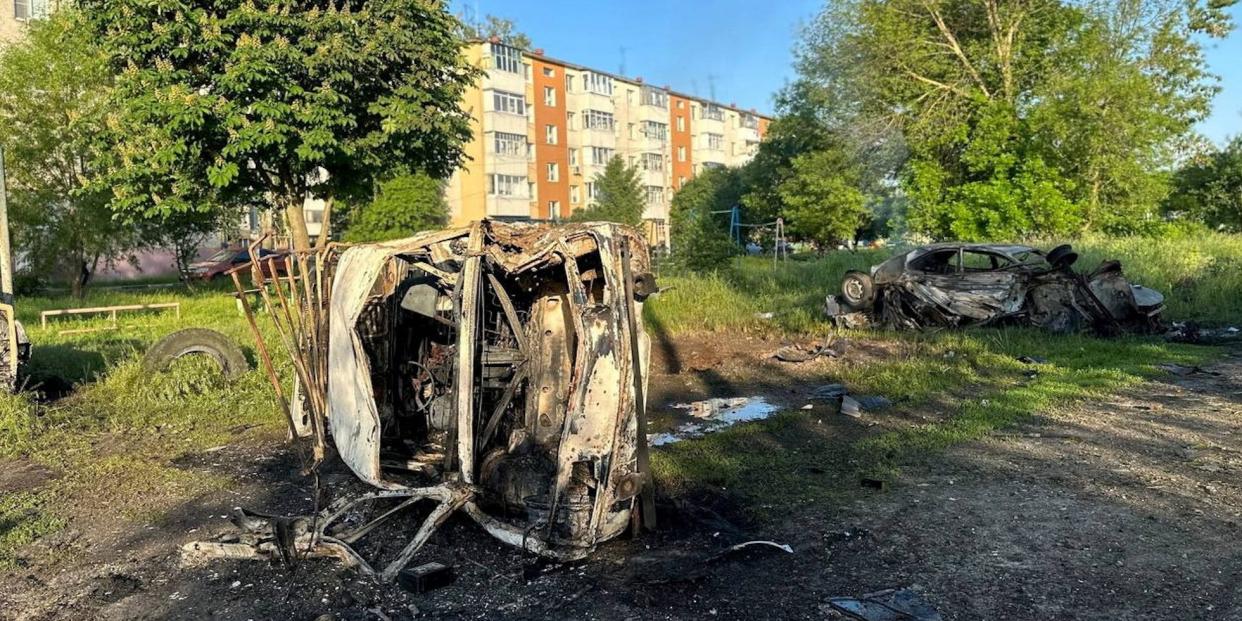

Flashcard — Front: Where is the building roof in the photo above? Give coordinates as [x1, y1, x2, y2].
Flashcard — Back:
[471, 38, 774, 120]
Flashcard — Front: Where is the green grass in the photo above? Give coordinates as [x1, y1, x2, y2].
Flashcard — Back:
[0, 281, 293, 566]
[648, 232, 1242, 335]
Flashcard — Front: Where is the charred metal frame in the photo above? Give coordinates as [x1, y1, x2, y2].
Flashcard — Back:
[189, 222, 656, 581]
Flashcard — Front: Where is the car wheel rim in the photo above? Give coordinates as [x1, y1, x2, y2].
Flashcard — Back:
[844, 279, 863, 301]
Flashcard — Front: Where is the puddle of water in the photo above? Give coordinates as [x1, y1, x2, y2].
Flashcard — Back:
[649, 396, 778, 446]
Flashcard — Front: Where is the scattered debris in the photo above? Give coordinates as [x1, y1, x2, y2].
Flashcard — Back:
[855, 395, 893, 411]
[774, 337, 848, 362]
[1167, 322, 1242, 344]
[1017, 355, 1049, 364]
[825, 244, 1165, 335]
[755, 311, 775, 320]
[186, 222, 659, 581]
[860, 478, 887, 491]
[841, 393, 891, 418]
[396, 562, 455, 594]
[841, 395, 863, 418]
[812, 384, 848, 400]
[705, 540, 794, 561]
[827, 587, 943, 621]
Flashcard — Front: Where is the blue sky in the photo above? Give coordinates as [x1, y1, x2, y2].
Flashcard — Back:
[455, 1, 1241, 145]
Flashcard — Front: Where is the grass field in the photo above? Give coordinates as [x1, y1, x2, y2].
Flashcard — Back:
[1, 234, 1239, 564]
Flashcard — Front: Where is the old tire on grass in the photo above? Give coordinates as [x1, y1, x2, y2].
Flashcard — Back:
[840, 270, 876, 309]
[143, 328, 249, 380]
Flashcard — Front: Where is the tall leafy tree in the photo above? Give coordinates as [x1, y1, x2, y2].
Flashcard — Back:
[1166, 136, 1242, 229]
[340, 172, 449, 242]
[570, 156, 646, 226]
[0, 12, 140, 297]
[792, 0, 1234, 239]
[777, 148, 869, 249]
[670, 167, 744, 271]
[82, 0, 481, 252]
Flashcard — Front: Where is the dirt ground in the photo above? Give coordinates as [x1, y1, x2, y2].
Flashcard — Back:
[2, 335, 1241, 620]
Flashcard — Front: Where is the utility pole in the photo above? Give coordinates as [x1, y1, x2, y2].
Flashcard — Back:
[0, 145, 12, 303]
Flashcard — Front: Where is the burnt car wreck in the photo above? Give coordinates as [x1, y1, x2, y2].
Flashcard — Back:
[825, 243, 1165, 334]
[183, 221, 657, 582]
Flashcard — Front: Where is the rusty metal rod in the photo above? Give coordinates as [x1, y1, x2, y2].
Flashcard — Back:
[230, 269, 296, 439]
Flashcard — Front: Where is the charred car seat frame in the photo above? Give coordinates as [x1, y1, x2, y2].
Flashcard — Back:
[183, 222, 657, 582]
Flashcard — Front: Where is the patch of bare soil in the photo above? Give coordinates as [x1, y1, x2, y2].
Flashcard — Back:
[0, 459, 57, 494]
[2, 342, 1240, 620]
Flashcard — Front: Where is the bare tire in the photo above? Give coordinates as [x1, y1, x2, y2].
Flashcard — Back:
[143, 328, 249, 380]
[841, 271, 876, 308]
[1046, 244, 1079, 269]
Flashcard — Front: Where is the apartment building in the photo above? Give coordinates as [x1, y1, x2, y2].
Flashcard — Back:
[445, 40, 771, 230]
[1, 0, 57, 45]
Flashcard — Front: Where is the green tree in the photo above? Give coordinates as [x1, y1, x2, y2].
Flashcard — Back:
[341, 172, 449, 242]
[669, 167, 744, 271]
[458, 12, 533, 49]
[83, 0, 481, 252]
[792, 0, 1234, 239]
[777, 149, 869, 249]
[1166, 136, 1242, 229]
[0, 12, 141, 297]
[570, 156, 646, 226]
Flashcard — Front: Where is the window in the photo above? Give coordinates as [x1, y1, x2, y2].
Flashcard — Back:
[676, 116, 685, 132]
[590, 147, 614, 166]
[742, 114, 760, 130]
[677, 100, 685, 109]
[640, 153, 664, 172]
[546, 162, 559, 182]
[543, 86, 556, 107]
[583, 72, 613, 95]
[570, 185, 581, 204]
[645, 186, 665, 204]
[548, 200, 560, 216]
[677, 146, 686, 162]
[542, 67, 555, 77]
[679, 176, 687, 189]
[545, 124, 558, 145]
[701, 162, 725, 171]
[962, 250, 1012, 271]
[492, 90, 526, 116]
[566, 111, 575, 130]
[641, 87, 668, 107]
[582, 109, 615, 132]
[586, 182, 599, 201]
[641, 121, 668, 141]
[13, 0, 29, 19]
[706, 133, 725, 150]
[488, 174, 528, 197]
[569, 149, 578, 166]
[491, 43, 522, 74]
[702, 104, 724, 121]
[565, 74, 574, 92]
[492, 132, 526, 156]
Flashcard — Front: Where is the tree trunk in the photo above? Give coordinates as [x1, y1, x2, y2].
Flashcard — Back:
[71, 258, 90, 299]
[285, 195, 312, 253]
[315, 195, 334, 250]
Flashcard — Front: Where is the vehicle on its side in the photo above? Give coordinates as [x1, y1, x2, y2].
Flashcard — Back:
[185, 247, 288, 281]
[826, 243, 1165, 334]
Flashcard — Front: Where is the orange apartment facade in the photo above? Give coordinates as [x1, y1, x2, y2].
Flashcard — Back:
[445, 40, 772, 236]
